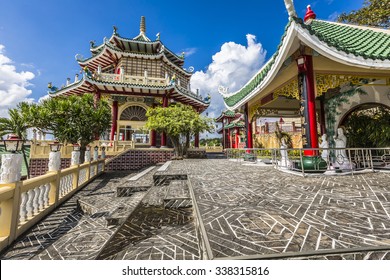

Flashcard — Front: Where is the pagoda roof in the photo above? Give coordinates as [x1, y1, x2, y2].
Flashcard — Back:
[215, 110, 237, 122]
[47, 74, 210, 111]
[221, 17, 390, 110]
[224, 121, 245, 129]
[83, 17, 185, 68]
[77, 40, 190, 76]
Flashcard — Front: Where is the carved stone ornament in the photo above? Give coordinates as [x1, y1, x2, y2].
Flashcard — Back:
[85, 151, 91, 162]
[48, 152, 61, 172]
[0, 154, 23, 183]
[71, 151, 80, 166]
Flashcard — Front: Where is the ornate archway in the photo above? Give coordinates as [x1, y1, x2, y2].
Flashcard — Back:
[120, 106, 147, 121]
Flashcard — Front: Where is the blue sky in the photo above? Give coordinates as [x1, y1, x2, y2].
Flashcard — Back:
[0, 0, 365, 118]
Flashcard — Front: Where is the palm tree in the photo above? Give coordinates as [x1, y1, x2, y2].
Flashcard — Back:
[0, 104, 31, 178]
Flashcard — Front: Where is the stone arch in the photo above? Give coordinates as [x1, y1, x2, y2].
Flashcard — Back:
[120, 105, 147, 121]
[339, 102, 390, 127]
[333, 83, 390, 130]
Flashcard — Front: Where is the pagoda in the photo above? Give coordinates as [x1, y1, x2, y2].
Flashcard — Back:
[48, 16, 210, 148]
[219, 1, 390, 167]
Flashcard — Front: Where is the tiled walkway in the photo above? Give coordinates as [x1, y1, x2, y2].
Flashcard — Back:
[1, 159, 390, 260]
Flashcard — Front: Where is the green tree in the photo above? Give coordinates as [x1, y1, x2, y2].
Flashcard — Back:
[0, 103, 32, 177]
[27, 94, 111, 162]
[337, 0, 390, 28]
[146, 104, 213, 158]
[343, 106, 390, 148]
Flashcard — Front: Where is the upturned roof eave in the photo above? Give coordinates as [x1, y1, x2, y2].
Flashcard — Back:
[222, 18, 390, 110]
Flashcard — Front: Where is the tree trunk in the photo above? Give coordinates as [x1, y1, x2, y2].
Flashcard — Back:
[170, 136, 183, 159]
[79, 146, 86, 164]
[183, 132, 190, 157]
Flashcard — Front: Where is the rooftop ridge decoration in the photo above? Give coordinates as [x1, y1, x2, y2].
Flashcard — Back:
[220, 6, 390, 110]
[283, 0, 297, 18]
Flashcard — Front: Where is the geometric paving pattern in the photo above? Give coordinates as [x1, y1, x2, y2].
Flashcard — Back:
[1, 159, 390, 260]
[184, 160, 390, 259]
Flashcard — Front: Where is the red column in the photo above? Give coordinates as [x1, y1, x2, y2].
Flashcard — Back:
[194, 133, 199, 148]
[244, 103, 253, 148]
[305, 55, 319, 151]
[297, 55, 318, 156]
[236, 128, 240, 148]
[160, 96, 168, 147]
[110, 100, 118, 141]
[150, 130, 157, 147]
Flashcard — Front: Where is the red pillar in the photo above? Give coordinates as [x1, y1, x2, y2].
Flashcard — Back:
[150, 130, 157, 147]
[160, 96, 168, 147]
[235, 128, 240, 149]
[110, 100, 118, 141]
[194, 133, 199, 148]
[297, 55, 318, 156]
[244, 103, 253, 148]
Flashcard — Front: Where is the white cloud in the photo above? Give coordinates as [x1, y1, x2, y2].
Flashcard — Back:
[0, 45, 35, 117]
[181, 47, 197, 57]
[328, 11, 339, 21]
[190, 34, 267, 120]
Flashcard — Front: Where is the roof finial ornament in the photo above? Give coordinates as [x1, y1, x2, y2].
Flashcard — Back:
[113, 25, 118, 35]
[284, 0, 297, 18]
[304, 5, 316, 25]
[140, 16, 146, 34]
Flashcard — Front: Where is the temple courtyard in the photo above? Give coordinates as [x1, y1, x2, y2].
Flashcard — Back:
[1, 159, 390, 260]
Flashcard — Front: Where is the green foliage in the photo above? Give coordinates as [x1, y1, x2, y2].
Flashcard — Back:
[343, 106, 390, 148]
[325, 84, 367, 146]
[274, 122, 293, 148]
[199, 138, 221, 146]
[337, 0, 390, 28]
[0, 105, 29, 139]
[146, 104, 213, 157]
[26, 94, 111, 161]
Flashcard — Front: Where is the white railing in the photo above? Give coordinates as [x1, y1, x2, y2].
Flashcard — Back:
[0, 159, 105, 252]
[98, 73, 167, 86]
[226, 147, 390, 176]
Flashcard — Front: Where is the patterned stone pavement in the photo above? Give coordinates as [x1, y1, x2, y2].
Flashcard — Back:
[1, 159, 390, 260]
[183, 159, 390, 259]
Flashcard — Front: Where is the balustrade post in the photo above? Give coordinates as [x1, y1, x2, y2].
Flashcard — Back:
[72, 166, 80, 190]
[48, 152, 61, 172]
[86, 163, 91, 181]
[48, 170, 61, 207]
[8, 181, 22, 245]
[0, 154, 23, 184]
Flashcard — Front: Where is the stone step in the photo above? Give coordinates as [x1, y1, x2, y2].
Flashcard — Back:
[164, 180, 192, 209]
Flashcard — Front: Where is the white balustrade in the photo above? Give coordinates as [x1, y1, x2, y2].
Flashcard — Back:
[59, 174, 73, 198]
[97, 162, 104, 173]
[78, 168, 88, 186]
[19, 192, 28, 223]
[90, 165, 96, 178]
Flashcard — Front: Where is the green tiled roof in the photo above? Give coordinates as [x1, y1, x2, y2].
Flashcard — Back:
[298, 19, 390, 61]
[224, 122, 245, 129]
[223, 18, 390, 108]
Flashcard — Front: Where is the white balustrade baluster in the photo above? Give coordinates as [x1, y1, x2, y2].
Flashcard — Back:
[43, 183, 50, 207]
[33, 187, 41, 214]
[26, 189, 35, 219]
[38, 185, 45, 211]
[19, 192, 28, 223]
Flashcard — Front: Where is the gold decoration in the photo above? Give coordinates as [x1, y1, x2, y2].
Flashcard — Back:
[249, 106, 278, 121]
[315, 74, 373, 97]
[273, 78, 299, 100]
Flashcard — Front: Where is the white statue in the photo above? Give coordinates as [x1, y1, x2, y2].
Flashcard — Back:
[319, 134, 329, 162]
[279, 138, 290, 168]
[333, 128, 347, 160]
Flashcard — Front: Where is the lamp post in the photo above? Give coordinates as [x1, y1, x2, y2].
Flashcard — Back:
[93, 145, 99, 161]
[71, 144, 80, 166]
[1, 135, 24, 183]
[48, 141, 62, 172]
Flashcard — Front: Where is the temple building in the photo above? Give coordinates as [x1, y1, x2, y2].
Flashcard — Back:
[219, 1, 390, 161]
[48, 16, 210, 148]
